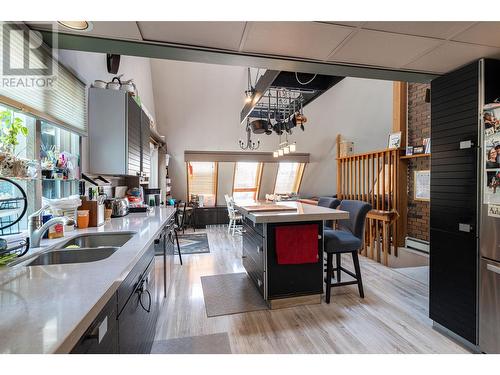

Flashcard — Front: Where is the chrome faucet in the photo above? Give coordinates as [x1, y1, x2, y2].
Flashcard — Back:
[28, 206, 69, 248]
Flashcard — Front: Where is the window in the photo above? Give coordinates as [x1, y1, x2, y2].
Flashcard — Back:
[40, 121, 81, 200]
[274, 162, 305, 195]
[187, 162, 218, 207]
[232, 162, 263, 201]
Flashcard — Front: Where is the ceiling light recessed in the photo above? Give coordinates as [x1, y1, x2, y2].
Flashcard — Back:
[57, 21, 92, 31]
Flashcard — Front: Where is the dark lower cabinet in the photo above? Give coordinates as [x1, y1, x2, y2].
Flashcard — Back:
[194, 206, 230, 228]
[71, 240, 160, 354]
[71, 294, 119, 354]
[118, 256, 158, 354]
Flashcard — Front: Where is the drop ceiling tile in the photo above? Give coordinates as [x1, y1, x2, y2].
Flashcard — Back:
[404, 41, 500, 74]
[138, 21, 246, 51]
[329, 29, 442, 69]
[242, 22, 354, 60]
[361, 21, 474, 39]
[452, 22, 500, 48]
[321, 21, 364, 28]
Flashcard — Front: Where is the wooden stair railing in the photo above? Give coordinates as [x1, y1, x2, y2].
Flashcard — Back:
[336, 146, 404, 265]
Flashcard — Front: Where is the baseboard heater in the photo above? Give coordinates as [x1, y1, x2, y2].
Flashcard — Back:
[405, 236, 430, 254]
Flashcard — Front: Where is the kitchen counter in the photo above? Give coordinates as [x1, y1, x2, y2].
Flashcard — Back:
[235, 201, 349, 223]
[0, 206, 176, 354]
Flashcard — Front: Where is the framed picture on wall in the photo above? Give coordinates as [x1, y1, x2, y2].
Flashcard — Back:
[388, 132, 402, 149]
[414, 170, 430, 201]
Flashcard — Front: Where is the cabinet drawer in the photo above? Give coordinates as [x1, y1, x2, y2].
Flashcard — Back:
[242, 256, 264, 296]
[243, 231, 264, 271]
[243, 217, 263, 237]
[71, 294, 118, 354]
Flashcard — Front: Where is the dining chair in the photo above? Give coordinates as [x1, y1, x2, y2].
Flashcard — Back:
[224, 194, 242, 235]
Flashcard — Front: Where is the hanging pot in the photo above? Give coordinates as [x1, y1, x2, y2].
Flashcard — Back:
[250, 119, 270, 134]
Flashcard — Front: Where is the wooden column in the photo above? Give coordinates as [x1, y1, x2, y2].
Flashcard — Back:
[336, 134, 342, 199]
[393, 81, 408, 248]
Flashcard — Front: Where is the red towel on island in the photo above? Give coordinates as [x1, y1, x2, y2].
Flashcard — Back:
[275, 224, 319, 265]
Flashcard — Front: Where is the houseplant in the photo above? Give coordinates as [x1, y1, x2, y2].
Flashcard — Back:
[0, 110, 30, 177]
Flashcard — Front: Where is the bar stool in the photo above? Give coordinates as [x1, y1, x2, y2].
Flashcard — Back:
[317, 197, 341, 230]
[323, 200, 372, 304]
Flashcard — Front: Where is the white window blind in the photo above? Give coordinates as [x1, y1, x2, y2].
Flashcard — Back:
[0, 22, 87, 135]
[187, 162, 217, 206]
[274, 162, 305, 195]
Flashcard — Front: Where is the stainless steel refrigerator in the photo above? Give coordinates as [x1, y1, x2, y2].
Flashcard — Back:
[479, 62, 500, 354]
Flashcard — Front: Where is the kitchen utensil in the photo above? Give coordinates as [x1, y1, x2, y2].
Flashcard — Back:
[106, 77, 121, 90]
[120, 79, 137, 94]
[105, 198, 129, 218]
[92, 80, 107, 89]
[250, 119, 270, 134]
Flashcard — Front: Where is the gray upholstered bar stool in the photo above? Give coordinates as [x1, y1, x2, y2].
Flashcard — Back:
[323, 200, 372, 304]
[317, 197, 341, 230]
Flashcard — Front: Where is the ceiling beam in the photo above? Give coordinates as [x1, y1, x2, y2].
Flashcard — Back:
[38, 31, 439, 84]
[240, 69, 281, 124]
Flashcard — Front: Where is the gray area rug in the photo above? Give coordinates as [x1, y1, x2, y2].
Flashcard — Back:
[178, 233, 210, 254]
[200, 272, 268, 317]
[151, 333, 232, 354]
[155, 232, 210, 256]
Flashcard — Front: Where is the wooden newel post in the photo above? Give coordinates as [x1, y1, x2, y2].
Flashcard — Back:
[393, 82, 408, 248]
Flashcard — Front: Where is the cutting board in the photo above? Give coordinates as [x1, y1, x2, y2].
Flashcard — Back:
[241, 204, 297, 213]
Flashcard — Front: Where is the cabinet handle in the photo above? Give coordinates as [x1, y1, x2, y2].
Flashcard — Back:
[458, 223, 472, 233]
[83, 316, 108, 344]
[257, 245, 263, 253]
[487, 263, 500, 275]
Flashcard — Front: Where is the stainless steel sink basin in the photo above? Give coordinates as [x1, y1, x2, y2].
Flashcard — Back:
[27, 247, 118, 266]
[55, 232, 135, 249]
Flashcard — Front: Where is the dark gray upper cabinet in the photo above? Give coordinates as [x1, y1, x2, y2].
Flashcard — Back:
[89, 88, 150, 177]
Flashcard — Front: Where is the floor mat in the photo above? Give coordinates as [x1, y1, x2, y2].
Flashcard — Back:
[155, 232, 210, 256]
[200, 272, 268, 317]
[151, 333, 232, 354]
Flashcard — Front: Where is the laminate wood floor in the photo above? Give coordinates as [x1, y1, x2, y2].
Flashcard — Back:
[154, 226, 469, 354]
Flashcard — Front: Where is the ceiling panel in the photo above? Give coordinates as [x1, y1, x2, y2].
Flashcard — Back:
[321, 21, 364, 28]
[452, 22, 500, 48]
[404, 41, 500, 73]
[28, 21, 143, 40]
[329, 29, 442, 69]
[361, 21, 474, 39]
[138, 21, 246, 51]
[242, 22, 354, 61]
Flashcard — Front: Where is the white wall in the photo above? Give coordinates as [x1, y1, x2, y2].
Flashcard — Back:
[57, 50, 157, 172]
[151, 59, 393, 200]
[299, 78, 393, 197]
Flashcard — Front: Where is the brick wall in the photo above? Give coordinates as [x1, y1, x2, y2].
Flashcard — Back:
[406, 83, 430, 242]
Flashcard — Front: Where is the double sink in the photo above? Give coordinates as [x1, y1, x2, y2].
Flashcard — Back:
[14, 232, 135, 267]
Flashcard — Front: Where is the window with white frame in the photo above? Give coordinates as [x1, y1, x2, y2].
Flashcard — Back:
[274, 162, 305, 195]
[232, 162, 263, 201]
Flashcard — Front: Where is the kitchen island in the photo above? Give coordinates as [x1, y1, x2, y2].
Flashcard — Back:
[235, 201, 348, 308]
[0, 207, 176, 354]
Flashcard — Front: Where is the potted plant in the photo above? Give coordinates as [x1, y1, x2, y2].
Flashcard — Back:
[0, 110, 30, 177]
[0, 110, 28, 154]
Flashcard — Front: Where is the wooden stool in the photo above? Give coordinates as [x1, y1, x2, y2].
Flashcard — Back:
[364, 210, 399, 266]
